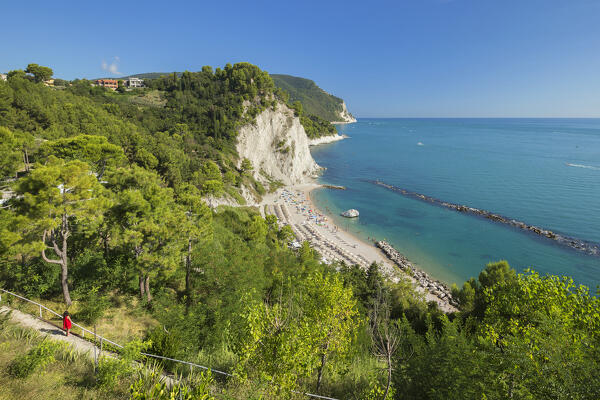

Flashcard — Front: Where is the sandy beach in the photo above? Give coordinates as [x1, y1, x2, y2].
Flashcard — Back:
[262, 182, 457, 313]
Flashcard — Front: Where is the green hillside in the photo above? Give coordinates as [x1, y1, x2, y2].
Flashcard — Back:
[271, 74, 349, 122]
[97, 71, 338, 138]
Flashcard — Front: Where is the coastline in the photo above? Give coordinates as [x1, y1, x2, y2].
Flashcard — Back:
[305, 186, 457, 311]
[309, 134, 348, 146]
[263, 181, 457, 313]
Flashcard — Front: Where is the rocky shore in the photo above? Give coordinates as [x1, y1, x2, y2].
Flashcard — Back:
[309, 134, 347, 146]
[373, 180, 600, 257]
[376, 240, 458, 309]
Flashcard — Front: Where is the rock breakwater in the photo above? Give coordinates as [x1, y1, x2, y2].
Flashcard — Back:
[323, 184, 346, 190]
[372, 180, 600, 257]
[376, 240, 458, 309]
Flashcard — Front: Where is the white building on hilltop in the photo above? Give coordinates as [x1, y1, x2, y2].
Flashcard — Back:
[126, 77, 144, 88]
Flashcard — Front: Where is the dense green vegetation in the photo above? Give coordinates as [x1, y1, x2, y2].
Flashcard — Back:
[289, 100, 338, 139]
[1, 64, 599, 399]
[0, 313, 214, 399]
[271, 74, 352, 122]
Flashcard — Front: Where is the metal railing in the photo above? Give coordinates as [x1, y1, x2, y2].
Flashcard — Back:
[0, 288, 339, 400]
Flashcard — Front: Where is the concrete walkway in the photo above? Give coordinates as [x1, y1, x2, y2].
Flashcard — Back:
[0, 305, 106, 358]
[1, 305, 178, 386]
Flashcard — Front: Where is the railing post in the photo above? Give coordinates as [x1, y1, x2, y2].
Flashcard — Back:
[82, 327, 85, 338]
[39, 304, 42, 319]
[94, 325, 97, 373]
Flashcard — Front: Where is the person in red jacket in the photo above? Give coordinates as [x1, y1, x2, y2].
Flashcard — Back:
[62, 311, 72, 336]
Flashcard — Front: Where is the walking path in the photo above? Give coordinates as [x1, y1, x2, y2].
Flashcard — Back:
[1, 305, 106, 358]
[0, 305, 180, 387]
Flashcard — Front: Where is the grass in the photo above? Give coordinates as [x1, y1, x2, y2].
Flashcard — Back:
[126, 90, 166, 107]
[0, 319, 132, 400]
[94, 296, 158, 343]
[1, 293, 158, 346]
[193, 342, 238, 376]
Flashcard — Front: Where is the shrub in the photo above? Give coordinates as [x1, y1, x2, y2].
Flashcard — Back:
[130, 369, 215, 400]
[253, 180, 266, 196]
[223, 170, 237, 186]
[201, 179, 224, 195]
[8, 339, 61, 378]
[75, 286, 110, 325]
[97, 339, 150, 388]
[144, 326, 181, 370]
[96, 356, 125, 388]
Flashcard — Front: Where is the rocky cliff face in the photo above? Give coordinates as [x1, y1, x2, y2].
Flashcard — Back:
[236, 103, 321, 186]
[336, 101, 356, 123]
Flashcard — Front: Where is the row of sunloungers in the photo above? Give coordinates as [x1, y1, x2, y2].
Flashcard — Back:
[268, 203, 370, 268]
[295, 223, 369, 267]
[268, 204, 303, 242]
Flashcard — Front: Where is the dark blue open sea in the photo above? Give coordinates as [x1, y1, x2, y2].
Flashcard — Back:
[310, 119, 600, 290]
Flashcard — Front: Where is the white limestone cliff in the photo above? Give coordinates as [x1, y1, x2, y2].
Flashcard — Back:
[236, 103, 321, 187]
[334, 101, 356, 124]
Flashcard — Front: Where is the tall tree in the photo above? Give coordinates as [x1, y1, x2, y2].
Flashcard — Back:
[369, 287, 404, 400]
[175, 183, 212, 305]
[0, 127, 21, 179]
[14, 157, 109, 305]
[107, 166, 184, 302]
[38, 134, 125, 177]
[25, 63, 53, 83]
[234, 273, 359, 396]
[303, 273, 360, 393]
[479, 270, 600, 398]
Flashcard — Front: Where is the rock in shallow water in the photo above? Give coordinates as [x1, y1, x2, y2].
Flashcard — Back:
[341, 209, 360, 218]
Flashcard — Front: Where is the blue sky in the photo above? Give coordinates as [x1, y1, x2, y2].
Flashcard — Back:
[2, 0, 600, 117]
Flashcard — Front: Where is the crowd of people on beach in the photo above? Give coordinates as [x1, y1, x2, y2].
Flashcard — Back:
[277, 189, 329, 227]
[268, 189, 371, 267]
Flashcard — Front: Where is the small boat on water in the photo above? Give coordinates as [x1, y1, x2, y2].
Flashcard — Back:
[341, 209, 359, 218]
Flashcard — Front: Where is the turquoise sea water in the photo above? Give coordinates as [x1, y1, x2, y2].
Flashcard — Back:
[310, 119, 600, 289]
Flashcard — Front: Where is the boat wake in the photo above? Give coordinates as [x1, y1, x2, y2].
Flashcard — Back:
[566, 163, 600, 171]
[370, 180, 600, 257]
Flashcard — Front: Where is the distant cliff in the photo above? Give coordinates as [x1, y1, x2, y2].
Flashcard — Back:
[271, 74, 356, 123]
[336, 101, 357, 123]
